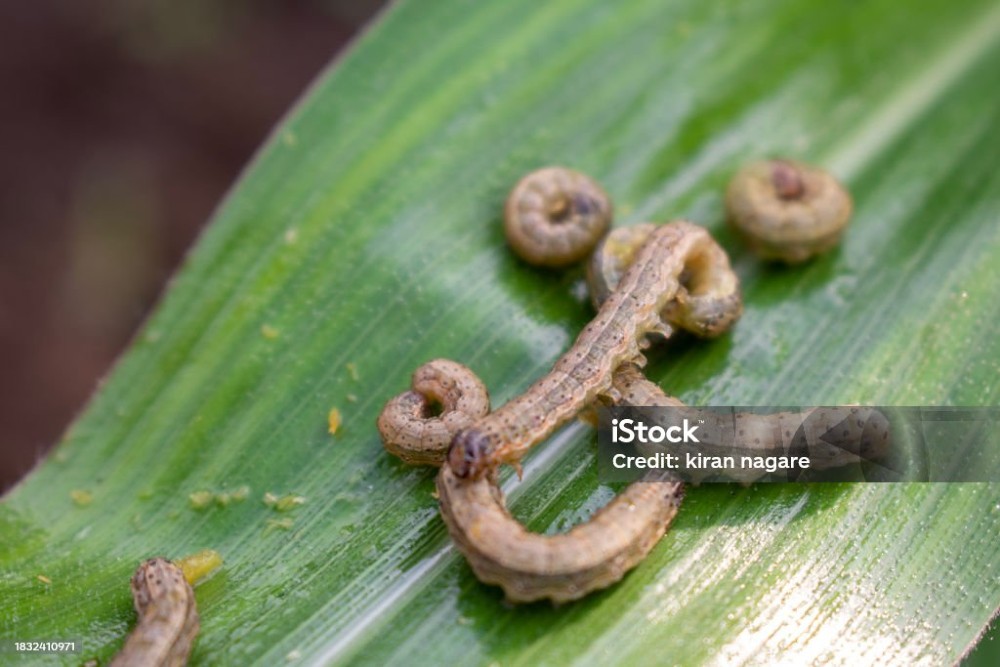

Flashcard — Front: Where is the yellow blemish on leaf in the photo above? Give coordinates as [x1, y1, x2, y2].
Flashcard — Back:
[189, 491, 214, 510]
[264, 492, 306, 511]
[176, 549, 224, 585]
[261, 324, 280, 340]
[189, 487, 249, 509]
[346, 393, 358, 403]
[328, 407, 342, 435]
[277, 495, 306, 512]
[70, 490, 93, 507]
[37, 574, 52, 585]
[345, 362, 359, 381]
[265, 517, 294, 533]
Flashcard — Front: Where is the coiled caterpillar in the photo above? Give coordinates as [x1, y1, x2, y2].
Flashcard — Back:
[503, 167, 613, 267]
[725, 159, 852, 263]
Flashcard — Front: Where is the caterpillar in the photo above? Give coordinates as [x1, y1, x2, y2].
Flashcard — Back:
[378, 358, 490, 465]
[586, 223, 743, 340]
[435, 463, 682, 604]
[448, 221, 742, 479]
[725, 158, 852, 263]
[109, 558, 199, 667]
[503, 167, 613, 267]
[382, 359, 889, 602]
[379, 357, 685, 603]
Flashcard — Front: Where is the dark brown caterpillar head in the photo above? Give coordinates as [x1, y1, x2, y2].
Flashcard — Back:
[448, 428, 492, 478]
[770, 159, 806, 200]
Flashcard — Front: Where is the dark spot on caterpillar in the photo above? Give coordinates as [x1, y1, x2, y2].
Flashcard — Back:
[572, 194, 596, 216]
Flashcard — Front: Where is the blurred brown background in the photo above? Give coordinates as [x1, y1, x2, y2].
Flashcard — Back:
[0, 0, 385, 492]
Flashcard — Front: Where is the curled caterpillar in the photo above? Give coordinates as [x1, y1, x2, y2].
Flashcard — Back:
[725, 158, 852, 263]
[379, 357, 684, 603]
[110, 558, 199, 667]
[504, 167, 613, 267]
[436, 464, 682, 604]
[586, 223, 743, 339]
[448, 221, 741, 479]
[377, 359, 490, 465]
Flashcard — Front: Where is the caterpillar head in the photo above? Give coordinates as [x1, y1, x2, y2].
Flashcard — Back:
[448, 428, 492, 479]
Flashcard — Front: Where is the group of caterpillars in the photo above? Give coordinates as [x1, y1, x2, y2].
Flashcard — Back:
[378, 159, 854, 603]
[107, 158, 852, 666]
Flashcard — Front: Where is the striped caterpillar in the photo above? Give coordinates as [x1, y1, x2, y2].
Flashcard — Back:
[436, 465, 682, 604]
[110, 558, 199, 667]
[447, 220, 742, 479]
[380, 359, 684, 603]
[377, 359, 490, 466]
[586, 222, 743, 339]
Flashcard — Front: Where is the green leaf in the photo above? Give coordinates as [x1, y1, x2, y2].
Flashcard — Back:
[3, 0, 999, 664]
